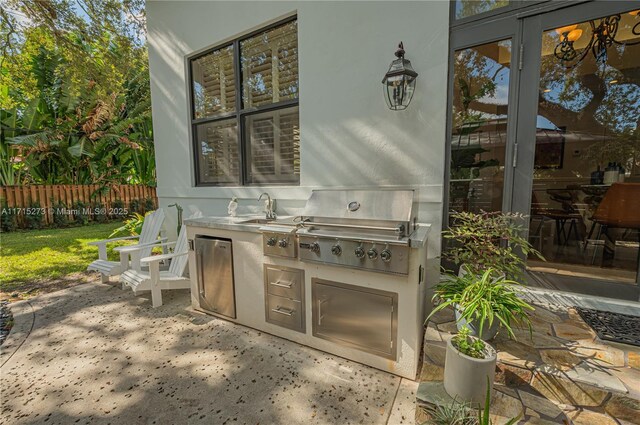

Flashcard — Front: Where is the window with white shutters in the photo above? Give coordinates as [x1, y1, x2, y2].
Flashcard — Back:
[188, 17, 299, 186]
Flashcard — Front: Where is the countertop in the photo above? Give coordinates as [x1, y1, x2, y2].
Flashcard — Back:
[185, 215, 431, 248]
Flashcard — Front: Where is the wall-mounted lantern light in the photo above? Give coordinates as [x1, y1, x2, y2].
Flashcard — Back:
[382, 42, 418, 111]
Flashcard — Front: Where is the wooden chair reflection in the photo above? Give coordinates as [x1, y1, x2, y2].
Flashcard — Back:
[584, 183, 640, 264]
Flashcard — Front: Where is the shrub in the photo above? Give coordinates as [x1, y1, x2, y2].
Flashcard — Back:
[51, 200, 68, 227]
[143, 197, 155, 213]
[24, 201, 44, 229]
[1, 201, 17, 232]
[110, 212, 146, 237]
[129, 199, 141, 214]
[73, 201, 89, 225]
[111, 199, 126, 219]
[442, 211, 543, 282]
[93, 202, 108, 223]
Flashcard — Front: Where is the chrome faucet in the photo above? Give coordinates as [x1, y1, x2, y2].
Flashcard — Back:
[258, 192, 276, 220]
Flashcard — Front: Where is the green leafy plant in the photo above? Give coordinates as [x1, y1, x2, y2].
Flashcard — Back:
[453, 327, 487, 359]
[443, 211, 543, 282]
[423, 398, 476, 425]
[422, 380, 521, 425]
[110, 212, 146, 237]
[427, 268, 534, 339]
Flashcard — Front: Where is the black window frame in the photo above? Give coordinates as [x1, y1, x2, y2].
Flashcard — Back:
[187, 15, 299, 187]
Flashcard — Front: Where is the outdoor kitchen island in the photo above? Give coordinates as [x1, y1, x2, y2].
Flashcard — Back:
[184, 190, 430, 380]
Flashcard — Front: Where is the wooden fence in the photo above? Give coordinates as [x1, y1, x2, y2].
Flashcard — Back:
[1, 184, 157, 228]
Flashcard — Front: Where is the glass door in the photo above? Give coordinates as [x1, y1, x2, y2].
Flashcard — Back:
[446, 14, 520, 221]
[514, 2, 640, 301]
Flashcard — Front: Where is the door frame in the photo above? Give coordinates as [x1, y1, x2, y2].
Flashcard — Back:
[511, 1, 640, 289]
[443, 0, 640, 302]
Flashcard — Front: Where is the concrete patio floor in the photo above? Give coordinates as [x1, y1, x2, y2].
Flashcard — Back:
[0, 282, 417, 425]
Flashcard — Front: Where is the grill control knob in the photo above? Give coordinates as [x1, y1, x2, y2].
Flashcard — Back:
[367, 248, 378, 260]
[278, 238, 288, 248]
[266, 237, 277, 246]
[331, 245, 342, 256]
[309, 242, 320, 253]
[354, 246, 365, 259]
[380, 249, 392, 263]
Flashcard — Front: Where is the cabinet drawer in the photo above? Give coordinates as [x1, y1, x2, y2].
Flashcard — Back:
[265, 266, 303, 300]
[266, 294, 304, 332]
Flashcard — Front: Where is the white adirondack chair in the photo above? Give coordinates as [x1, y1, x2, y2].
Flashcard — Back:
[119, 221, 192, 308]
[87, 209, 166, 282]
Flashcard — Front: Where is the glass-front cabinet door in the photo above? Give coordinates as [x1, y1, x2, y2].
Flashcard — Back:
[514, 2, 640, 300]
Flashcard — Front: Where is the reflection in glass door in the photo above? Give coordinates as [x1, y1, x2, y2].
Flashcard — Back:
[521, 7, 640, 300]
[448, 40, 512, 215]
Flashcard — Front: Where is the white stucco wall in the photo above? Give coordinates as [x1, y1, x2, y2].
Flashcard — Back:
[147, 0, 450, 283]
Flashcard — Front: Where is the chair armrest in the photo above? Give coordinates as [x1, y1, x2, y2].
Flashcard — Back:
[88, 235, 139, 246]
[141, 251, 188, 265]
[114, 238, 169, 253]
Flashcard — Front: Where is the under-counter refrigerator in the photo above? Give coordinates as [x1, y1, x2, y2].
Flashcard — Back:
[195, 236, 236, 319]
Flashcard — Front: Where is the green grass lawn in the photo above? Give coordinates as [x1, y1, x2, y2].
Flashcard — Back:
[0, 222, 133, 296]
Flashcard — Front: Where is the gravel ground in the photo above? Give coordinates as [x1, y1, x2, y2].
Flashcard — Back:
[0, 283, 417, 424]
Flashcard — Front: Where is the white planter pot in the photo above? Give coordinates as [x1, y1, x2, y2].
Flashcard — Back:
[444, 336, 497, 405]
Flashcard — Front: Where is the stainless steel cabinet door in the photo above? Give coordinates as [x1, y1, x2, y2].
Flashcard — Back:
[312, 279, 397, 360]
[195, 237, 236, 319]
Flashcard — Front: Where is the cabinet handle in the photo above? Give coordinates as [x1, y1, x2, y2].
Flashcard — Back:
[270, 280, 293, 289]
[317, 298, 328, 326]
[198, 251, 205, 298]
[272, 306, 294, 316]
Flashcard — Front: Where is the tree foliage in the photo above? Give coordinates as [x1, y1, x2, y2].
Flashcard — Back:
[0, 0, 154, 186]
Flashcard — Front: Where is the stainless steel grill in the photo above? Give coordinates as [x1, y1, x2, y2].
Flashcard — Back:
[296, 189, 418, 274]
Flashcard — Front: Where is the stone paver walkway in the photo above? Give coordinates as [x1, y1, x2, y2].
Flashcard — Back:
[417, 304, 640, 425]
[1, 283, 416, 425]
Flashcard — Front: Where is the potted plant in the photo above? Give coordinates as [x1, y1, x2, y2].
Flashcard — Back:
[444, 326, 497, 405]
[442, 211, 543, 283]
[427, 268, 534, 340]
[422, 380, 520, 424]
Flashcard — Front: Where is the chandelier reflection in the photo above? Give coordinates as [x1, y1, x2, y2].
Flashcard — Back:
[554, 10, 640, 68]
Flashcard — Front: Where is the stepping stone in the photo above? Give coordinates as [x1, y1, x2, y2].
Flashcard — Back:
[575, 343, 625, 367]
[628, 352, 640, 370]
[566, 409, 618, 425]
[415, 381, 452, 406]
[605, 393, 640, 424]
[512, 328, 565, 349]
[423, 341, 446, 367]
[495, 340, 543, 369]
[428, 308, 455, 325]
[530, 306, 563, 324]
[489, 389, 524, 424]
[530, 370, 609, 406]
[553, 323, 596, 341]
[518, 389, 564, 419]
[419, 364, 444, 382]
[539, 349, 582, 371]
[563, 363, 628, 394]
[495, 363, 533, 387]
[424, 325, 442, 343]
